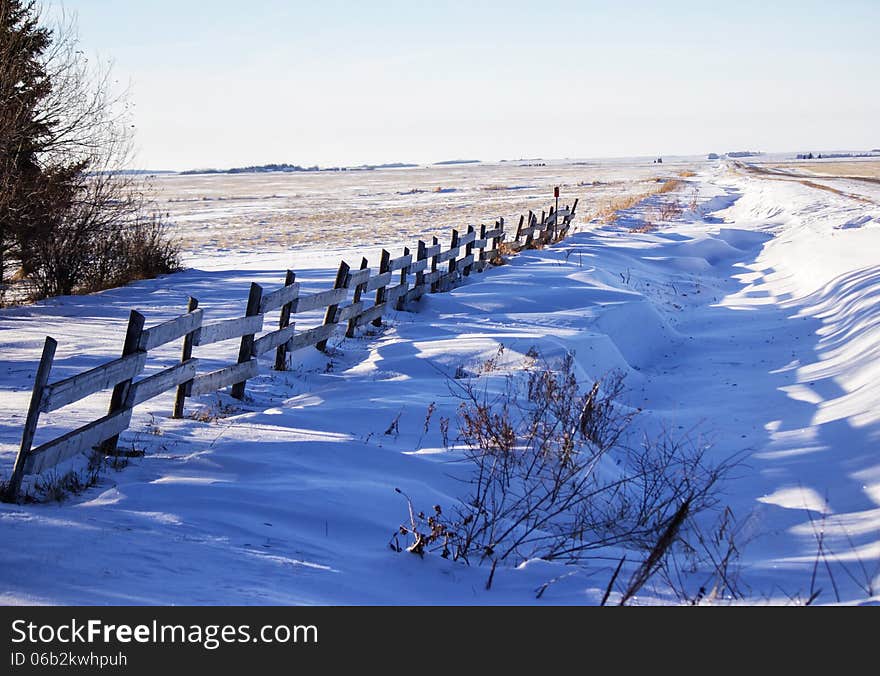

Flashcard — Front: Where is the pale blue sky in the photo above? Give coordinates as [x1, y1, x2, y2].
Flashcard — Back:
[58, 1, 880, 169]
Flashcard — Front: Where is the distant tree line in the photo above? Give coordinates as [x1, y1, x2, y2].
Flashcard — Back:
[179, 161, 420, 175]
[797, 152, 879, 160]
[0, 1, 179, 302]
[180, 163, 321, 175]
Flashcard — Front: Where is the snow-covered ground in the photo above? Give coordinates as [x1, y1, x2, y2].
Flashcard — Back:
[1, 160, 879, 605]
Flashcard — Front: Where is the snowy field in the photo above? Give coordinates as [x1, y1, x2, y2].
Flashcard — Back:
[1, 158, 879, 605]
[148, 158, 689, 258]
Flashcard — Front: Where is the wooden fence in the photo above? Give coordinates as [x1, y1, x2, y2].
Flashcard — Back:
[4, 198, 578, 500]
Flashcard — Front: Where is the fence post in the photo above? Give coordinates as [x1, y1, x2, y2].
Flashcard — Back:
[273, 270, 296, 371]
[525, 212, 538, 249]
[430, 236, 440, 293]
[231, 282, 263, 400]
[515, 213, 526, 244]
[372, 249, 391, 327]
[347, 257, 369, 338]
[413, 240, 427, 300]
[477, 223, 487, 272]
[395, 246, 411, 311]
[446, 229, 460, 291]
[5, 337, 57, 501]
[463, 225, 475, 276]
[562, 198, 579, 238]
[493, 218, 504, 262]
[99, 309, 146, 454]
[317, 260, 350, 352]
[172, 297, 199, 418]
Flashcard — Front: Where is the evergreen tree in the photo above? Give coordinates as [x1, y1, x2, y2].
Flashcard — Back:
[0, 0, 49, 284]
[0, 0, 82, 289]
[0, 1, 178, 300]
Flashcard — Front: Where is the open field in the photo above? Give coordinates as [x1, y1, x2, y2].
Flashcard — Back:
[736, 160, 880, 205]
[763, 160, 880, 180]
[148, 159, 697, 260]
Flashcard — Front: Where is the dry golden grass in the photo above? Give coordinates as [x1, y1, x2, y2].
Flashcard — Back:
[497, 240, 519, 257]
[629, 197, 683, 234]
[657, 178, 683, 193]
[594, 178, 683, 223]
[657, 199, 683, 220]
[629, 222, 657, 234]
[678, 170, 697, 178]
[796, 180, 874, 204]
[594, 194, 645, 221]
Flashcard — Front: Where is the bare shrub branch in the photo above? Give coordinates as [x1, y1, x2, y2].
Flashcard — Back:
[394, 351, 742, 602]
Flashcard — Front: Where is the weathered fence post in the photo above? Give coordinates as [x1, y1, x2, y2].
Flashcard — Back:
[99, 309, 146, 454]
[317, 260, 350, 352]
[477, 223, 487, 271]
[493, 218, 505, 261]
[515, 213, 526, 244]
[273, 270, 297, 371]
[413, 240, 427, 299]
[430, 236, 441, 292]
[372, 249, 391, 327]
[463, 225, 475, 276]
[5, 337, 57, 501]
[395, 246, 411, 311]
[561, 198, 579, 239]
[525, 212, 541, 249]
[446, 229, 460, 291]
[172, 297, 199, 418]
[347, 257, 369, 338]
[231, 282, 263, 400]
